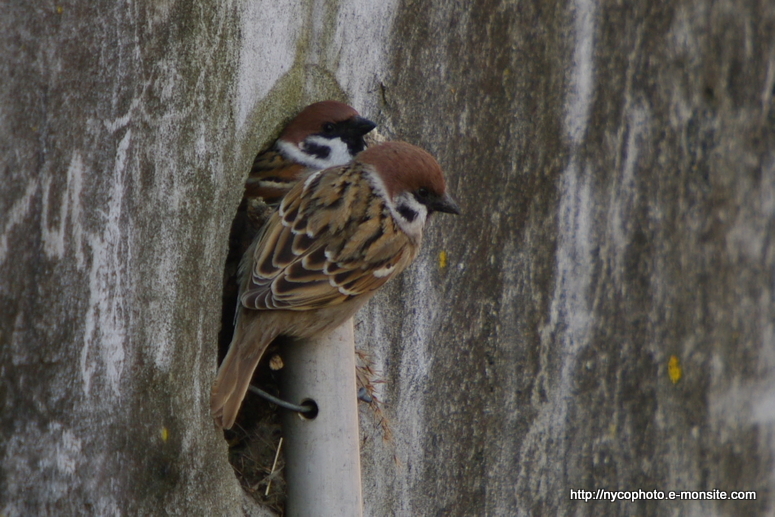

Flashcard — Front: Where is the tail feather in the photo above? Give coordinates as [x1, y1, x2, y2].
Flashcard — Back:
[211, 309, 278, 429]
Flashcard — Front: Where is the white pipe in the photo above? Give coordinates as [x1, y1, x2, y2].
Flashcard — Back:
[281, 319, 363, 517]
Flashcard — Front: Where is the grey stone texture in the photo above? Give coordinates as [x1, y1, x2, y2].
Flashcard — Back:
[1, 0, 774, 515]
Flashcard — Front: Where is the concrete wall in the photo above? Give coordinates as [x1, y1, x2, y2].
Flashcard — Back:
[1, 0, 773, 515]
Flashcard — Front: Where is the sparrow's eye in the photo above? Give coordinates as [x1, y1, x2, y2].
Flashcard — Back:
[417, 187, 430, 198]
[322, 122, 335, 133]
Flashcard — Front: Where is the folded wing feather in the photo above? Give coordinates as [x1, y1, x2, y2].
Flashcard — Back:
[240, 164, 417, 312]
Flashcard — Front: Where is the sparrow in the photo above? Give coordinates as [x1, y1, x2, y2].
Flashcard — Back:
[219, 101, 376, 354]
[212, 141, 460, 429]
[245, 100, 377, 207]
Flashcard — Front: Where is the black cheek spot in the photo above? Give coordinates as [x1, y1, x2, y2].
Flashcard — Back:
[304, 142, 331, 159]
[397, 205, 418, 222]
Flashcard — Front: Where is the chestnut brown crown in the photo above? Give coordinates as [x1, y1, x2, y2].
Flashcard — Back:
[358, 141, 461, 215]
[280, 100, 375, 146]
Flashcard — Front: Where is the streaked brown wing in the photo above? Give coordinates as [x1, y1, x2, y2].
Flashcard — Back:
[244, 148, 307, 203]
[250, 148, 285, 172]
[240, 165, 417, 311]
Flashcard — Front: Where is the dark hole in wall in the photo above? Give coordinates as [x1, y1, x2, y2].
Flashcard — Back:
[215, 132, 392, 514]
[218, 196, 288, 514]
[218, 198, 265, 362]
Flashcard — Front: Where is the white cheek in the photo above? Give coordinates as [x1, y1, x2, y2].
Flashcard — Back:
[392, 193, 427, 242]
[305, 136, 353, 167]
[364, 167, 426, 242]
[277, 137, 353, 170]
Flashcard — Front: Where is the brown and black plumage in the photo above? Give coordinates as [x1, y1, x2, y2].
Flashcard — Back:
[219, 101, 376, 360]
[245, 100, 376, 207]
[212, 142, 460, 429]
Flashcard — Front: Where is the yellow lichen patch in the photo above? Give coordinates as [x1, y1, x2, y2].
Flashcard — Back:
[56, 5, 63, 13]
[160, 426, 170, 442]
[668, 355, 682, 384]
[438, 250, 448, 269]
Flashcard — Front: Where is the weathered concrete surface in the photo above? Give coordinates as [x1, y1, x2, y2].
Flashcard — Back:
[0, 1, 261, 514]
[357, 1, 775, 516]
[2, 0, 774, 515]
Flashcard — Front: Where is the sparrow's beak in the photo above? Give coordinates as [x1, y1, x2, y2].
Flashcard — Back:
[430, 194, 461, 215]
[349, 116, 377, 136]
